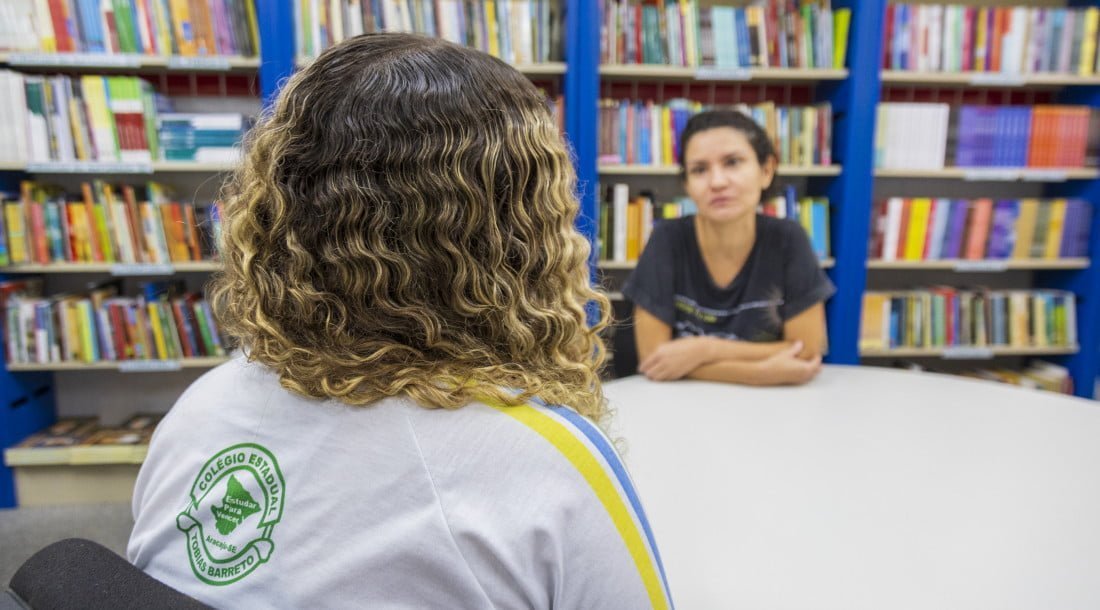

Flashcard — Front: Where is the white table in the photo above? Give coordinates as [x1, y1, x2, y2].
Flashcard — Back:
[605, 365, 1100, 610]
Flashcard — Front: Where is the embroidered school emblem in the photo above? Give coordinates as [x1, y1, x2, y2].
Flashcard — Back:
[177, 443, 285, 585]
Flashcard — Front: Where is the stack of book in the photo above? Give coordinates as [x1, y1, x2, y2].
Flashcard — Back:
[869, 198, 1091, 262]
[4, 414, 163, 466]
[2, 278, 229, 365]
[883, 4, 1100, 76]
[158, 113, 251, 162]
[875, 103, 1098, 170]
[598, 100, 832, 167]
[295, 0, 564, 64]
[600, 0, 851, 69]
[0, 0, 259, 57]
[860, 288, 1077, 351]
[0, 181, 220, 266]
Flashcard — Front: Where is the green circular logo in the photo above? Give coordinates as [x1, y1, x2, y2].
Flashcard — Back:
[176, 443, 285, 585]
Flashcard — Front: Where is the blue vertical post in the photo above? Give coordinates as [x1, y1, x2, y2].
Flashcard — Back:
[563, 0, 600, 273]
[818, 0, 885, 364]
[1038, 83, 1100, 399]
[258, 0, 297, 109]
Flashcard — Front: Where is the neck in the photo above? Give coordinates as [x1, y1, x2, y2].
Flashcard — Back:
[695, 212, 756, 260]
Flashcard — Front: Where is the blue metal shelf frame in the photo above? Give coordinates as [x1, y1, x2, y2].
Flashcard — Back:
[820, 0, 885, 364]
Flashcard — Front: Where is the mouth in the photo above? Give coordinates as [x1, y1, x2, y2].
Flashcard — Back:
[709, 197, 734, 206]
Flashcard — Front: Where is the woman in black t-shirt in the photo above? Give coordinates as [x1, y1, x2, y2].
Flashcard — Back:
[623, 110, 835, 386]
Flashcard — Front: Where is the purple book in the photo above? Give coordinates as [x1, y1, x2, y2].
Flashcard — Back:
[1060, 200, 1082, 258]
[1011, 107, 1032, 167]
[942, 200, 970, 259]
[956, 107, 980, 167]
[987, 200, 1019, 259]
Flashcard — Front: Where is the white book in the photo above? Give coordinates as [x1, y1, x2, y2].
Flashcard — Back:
[612, 183, 629, 263]
[882, 197, 904, 262]
[48, 77, 75, 162]
[927, 6, 942, 72]
[933, 104, 949, 169]
[1058, 10, 1076, 74]
[329, 0, 344, 43]
[515, 0, 533, 65]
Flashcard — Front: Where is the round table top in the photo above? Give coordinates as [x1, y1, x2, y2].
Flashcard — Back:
[604, 365, 1100, 610]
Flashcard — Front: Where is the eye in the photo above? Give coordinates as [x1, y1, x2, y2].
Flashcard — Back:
[689, 166, 706, 175]
[725, 157, 742, 167]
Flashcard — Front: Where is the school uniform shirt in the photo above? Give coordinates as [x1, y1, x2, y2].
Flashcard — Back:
[624, 214, 835, 341]
[128, 356, 673, 609]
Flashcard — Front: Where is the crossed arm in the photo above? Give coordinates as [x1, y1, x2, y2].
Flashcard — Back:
[633, 304, 826, 386]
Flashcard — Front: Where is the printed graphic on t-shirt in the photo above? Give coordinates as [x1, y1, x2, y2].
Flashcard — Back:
[672, 293, 784, 341]
[176, 443, 285, 586]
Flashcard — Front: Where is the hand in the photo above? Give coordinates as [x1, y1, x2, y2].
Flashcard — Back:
[756, 341, 822, 386]
[638, 337, 710, 381]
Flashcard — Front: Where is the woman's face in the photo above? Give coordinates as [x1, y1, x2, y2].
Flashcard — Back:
[682, 127, 775, 225]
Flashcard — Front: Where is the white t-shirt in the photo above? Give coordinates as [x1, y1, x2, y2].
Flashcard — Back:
[128, 357, 673, 609]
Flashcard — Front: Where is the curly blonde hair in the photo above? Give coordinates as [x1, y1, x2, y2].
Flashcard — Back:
[210, 33, 610, 420]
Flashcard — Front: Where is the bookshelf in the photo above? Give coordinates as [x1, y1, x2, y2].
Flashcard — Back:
[3, 0, 1100, 508]
[0, 0, 295, 508]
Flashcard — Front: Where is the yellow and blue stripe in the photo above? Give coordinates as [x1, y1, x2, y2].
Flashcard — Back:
[492, 399, 674, 610]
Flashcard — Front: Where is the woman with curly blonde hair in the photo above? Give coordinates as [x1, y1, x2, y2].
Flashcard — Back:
[128, 33, 672, 609]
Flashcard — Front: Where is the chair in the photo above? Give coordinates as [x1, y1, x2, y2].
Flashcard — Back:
[5, 538, 208, 609]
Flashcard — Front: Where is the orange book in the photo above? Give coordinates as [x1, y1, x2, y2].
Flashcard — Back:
[160, 203, 191, 262]
[990, 8, 1006, 72]
[964, 199, 994, 259]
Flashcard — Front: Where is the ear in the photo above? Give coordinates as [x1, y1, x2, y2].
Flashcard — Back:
[761, 154, 778, 188]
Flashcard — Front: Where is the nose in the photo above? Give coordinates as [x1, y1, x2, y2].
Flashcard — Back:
[708, 166, 730, 189]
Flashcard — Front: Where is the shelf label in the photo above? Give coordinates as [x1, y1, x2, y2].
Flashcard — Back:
[119, 360, 182, 373]
[695, 67, 751, 81]
[953, 260, 1008, 272]
[1021, 169, 1068, 182]
[962, 168, 1019, 181]
[167, 56, 231, 71]
[7, 52, 143, 67]
[111, 263, 175, 276]
[26, 162, 153, 174]
[968, 73, 1026, 87]
[942, 346, 994, 360]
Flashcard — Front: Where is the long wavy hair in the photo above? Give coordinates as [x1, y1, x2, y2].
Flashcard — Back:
[210, 33, 610, 419]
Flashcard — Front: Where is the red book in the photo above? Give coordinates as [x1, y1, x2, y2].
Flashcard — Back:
[896, 199, 912, 260]
[964, 198, 994, 259]
[46, 0, 74, 52]
[961, 7, 975, 71]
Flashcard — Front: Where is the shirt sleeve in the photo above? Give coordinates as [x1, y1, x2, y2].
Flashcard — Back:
[622, 222, 679, 326]
[779, 220, 836, 320]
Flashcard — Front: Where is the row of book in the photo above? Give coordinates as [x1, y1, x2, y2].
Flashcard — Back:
[598, 183, 829, 263]
[0, 181, 220, 266]
[296, 0, 564, 65]
[599, 0, 851, 70]
[860, 289, 1077, 351]
[894, 360, 1074, 396]
[2, 279, 229, 364]
[883, 4, 1100, 76]
[2, 0, 260, 57]
[875, 103, 1097, 170]
[869, 198, 1092, 262]
[4, 414, 163, 465]
[0, 70, 253, 164]
[597, 100, 832, 167]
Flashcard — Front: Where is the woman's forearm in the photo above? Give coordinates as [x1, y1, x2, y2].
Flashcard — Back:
[698, 336, 794, 363]
[687, 360, 773, 385]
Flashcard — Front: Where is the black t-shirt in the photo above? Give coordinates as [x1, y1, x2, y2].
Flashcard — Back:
[623, 215, 835, 342]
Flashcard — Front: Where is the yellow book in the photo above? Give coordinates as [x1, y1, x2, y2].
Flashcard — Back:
[485, 0, 500, 58]
[80, 76, 118, 162]
[1011, 199, 1039, 259]
[148, 302, 168, 359]
[1044, 199, 1067, 259]
[244, 0, 260, 56]
[905, 198, 932, 261]
[833, 8, 851, 69]
[975, 8, 989, 71]
[799, 198, 813, 235]
[77, 300, 96, 362]
[168, 0, 196, 56]
[859, 293, 888, 351]
[151, 0, 174, 56]
[4, 201, 28, 264]
[625, 199, 640, 261]
[681, 0, 696, 67]
[1080, 8, 1099, 76]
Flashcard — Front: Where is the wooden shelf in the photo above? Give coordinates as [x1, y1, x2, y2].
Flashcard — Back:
[7, 357, 230, 372]
[1, 261, 221, 274]
[0, 52, 259, 72]
[297, 57, 565, 77]
[860, 345, 1080, 359]
[599, 258, 835, 270]
[4, 446, 148, 467]
[881, 70, 1100, 88]
[0, 161, 237, 173]
[600, 64, 848, 81]
[867, 258, 1090, 271]
[874, 167, 1099, 181]
[598, 164, 842, 176]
